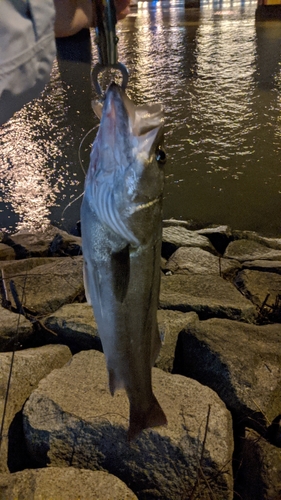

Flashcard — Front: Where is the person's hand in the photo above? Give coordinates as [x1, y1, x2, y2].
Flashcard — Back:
[54, 0, 130, 38]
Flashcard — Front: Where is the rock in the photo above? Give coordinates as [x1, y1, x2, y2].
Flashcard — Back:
[162, 219, 202, 230]
[156, 310, 196, 372]
[42, 303, 101, 353]
[160, 273, 256, 322]
[197, 225, 233, 254]
[0, 243, 15, 261]
[23, 350, 234, 500]
[224, 239, 281, 262]
[0, 468, 137, 499]
[235, 428, 281, 500]
[232, 230, 281, 251]
[3, 257, 84, 316]
[4, 225, 82, 259]
[1, 257, 59, 304]
[235, 269, 281, 308]
[162, 226, 216, 259]
[0, 307, 33, 351]
[243, 259, 281, 275]
[164, 247, 241, 280]
[0, 344, 72, 473]
[173, 316, 281, 434]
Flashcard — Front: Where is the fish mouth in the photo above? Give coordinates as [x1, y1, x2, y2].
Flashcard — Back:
[94, 82, 164, 139]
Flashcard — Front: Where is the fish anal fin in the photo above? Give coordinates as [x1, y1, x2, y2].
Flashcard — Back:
[111, 244, 130, 303]
[128, 396, 167, 441]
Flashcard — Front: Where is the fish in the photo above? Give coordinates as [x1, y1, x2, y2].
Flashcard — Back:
[80, 82, 167, 440]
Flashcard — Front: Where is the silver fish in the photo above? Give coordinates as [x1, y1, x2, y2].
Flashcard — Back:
[81, 82, 167, 440]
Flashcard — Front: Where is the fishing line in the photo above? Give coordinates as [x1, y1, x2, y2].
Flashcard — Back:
[0, 275, 27, 453]
[60, 124, 99, 227]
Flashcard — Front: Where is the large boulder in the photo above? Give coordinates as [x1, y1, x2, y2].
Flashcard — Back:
[0, 344, 72, 473]
[0, 468, 137, 499]
[242, 259, 281, 275]
[160, 273, 256, 322]
[164, 246, 241, 280]
[232, 230, 281, 250]
[42, 303, 101, 353]
[156, 310, 194, 372]
[162, 226, 216, 259]
[235, 428, 281, 500]
[235, 269, 281, 309]
[3, 257, 84, 315]
[23, 350, 234, 500]
[0, 243, 15, 261]
[3, 225, 81, 259]
[197, 225, 233, 254]
[0, 307, 33, 351]
[224, 239, 281, 262]
[173, 315, 281, 434]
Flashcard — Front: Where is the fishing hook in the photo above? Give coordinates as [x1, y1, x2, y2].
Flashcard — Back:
[92, 0, 129, 96]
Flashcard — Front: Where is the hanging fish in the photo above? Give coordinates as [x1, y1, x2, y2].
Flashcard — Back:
[81, 82, 167, 440]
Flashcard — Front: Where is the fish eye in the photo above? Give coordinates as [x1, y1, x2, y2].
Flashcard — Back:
[156, 146, 166, 164]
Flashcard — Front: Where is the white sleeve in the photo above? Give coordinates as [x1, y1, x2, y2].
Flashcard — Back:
[0, 0, 56, 125]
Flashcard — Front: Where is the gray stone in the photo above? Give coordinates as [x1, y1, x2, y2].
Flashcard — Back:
[197, 225, 233, 254]
[3, 257, 84, 315]
[235, 428, 281, 500]
[0, 468, 137, 500]
[162, 226, 216, 259]
[224, 239, 281, 262]
[164, 247, 241, 280]
[156, 310, 196, 372]
[235, 269, 281, 308]
[0, 344, 71, 473]
[173, 316, 281, 434]
[232, 230, 281, 250]
[5, 225, 81, 258]
[42, 303, 101, 353]
[0, 243, 15, 261]
[23, 350, 234, 500]
[243, 259, 281, 275]
[0, 307, 33, 351]
[162, 219, 201, 230]
[160, 273, 256, 322]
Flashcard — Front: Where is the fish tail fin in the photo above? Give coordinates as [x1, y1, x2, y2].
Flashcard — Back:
[128, 395, 167, 441]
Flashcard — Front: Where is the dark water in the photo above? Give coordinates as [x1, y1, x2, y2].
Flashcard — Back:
[1, 0, 281, 236]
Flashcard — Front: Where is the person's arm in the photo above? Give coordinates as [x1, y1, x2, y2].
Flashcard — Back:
[0, 0, 56, 125]
[54, 0, 130, 37]
[0, 0, 130, 125]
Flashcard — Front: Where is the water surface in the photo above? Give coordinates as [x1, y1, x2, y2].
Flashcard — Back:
[1, 0, 281, 235]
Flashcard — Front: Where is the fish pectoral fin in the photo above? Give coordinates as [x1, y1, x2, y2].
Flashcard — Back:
[111, 244, 130, 303]
[128, 395, 167, 441]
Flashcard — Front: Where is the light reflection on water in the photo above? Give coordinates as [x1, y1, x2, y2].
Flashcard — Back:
[0, 0, 281, 235]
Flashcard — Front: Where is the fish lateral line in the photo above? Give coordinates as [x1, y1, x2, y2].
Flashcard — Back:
[129, 197, 161, 213]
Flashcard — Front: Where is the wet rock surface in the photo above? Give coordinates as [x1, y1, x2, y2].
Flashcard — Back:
[0, 345, 72, 473]
[0, 467, 137, 499]
[23, 350, 233, 500]
[0, 222, 280, 499]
